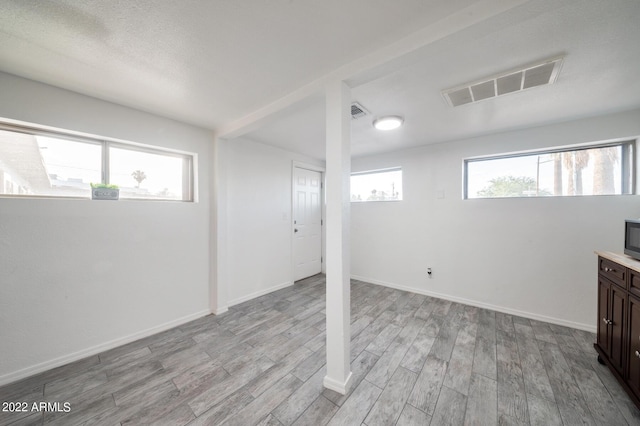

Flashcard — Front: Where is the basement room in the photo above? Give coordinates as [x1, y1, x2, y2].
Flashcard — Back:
[1, 0, 640, 425]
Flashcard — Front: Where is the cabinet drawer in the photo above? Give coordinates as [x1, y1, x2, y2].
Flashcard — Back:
[600, 257, 627, 288]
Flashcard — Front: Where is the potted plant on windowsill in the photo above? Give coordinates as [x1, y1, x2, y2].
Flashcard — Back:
[90, 183, 120, 200]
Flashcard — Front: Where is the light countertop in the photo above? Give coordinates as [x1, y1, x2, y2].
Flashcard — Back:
[596, 251, 640, 274]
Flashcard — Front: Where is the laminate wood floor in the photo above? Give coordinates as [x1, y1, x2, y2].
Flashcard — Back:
[2, 275, 640, 425]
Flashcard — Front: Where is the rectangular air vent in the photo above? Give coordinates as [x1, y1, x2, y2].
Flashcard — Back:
[351, 102, 368, 119]
[442, 56, 564, 107]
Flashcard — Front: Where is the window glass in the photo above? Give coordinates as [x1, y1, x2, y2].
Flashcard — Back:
[465, 142, 633, 199]
[351, 168, 402, 202]
[0, 122, 194, 201]
[0, 129, 101, 197]
[109, 146, 186, 200]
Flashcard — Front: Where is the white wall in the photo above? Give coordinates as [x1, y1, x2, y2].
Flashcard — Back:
[0, 72, 212, 385]
[223, 137, 323, 305]
[1, 67, 637, 386]
[351, 109, 640, 331]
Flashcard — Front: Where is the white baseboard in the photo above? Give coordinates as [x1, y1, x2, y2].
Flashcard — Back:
[227, 281, 293, 307]
[212, 305, 229, 315]
[323, 371, 353, 395]
[0, 309, 210, 387]
[351, 275, 596, 333]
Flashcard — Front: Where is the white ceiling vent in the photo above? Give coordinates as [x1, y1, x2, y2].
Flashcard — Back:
[351, 102, 369, 119]
[442, 56, 564, 107]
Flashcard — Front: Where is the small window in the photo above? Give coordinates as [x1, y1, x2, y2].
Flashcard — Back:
[109, 145, 191, 201]
[0, 129, 101, 197]
[0, 122, 194, 201]
[465, 141, 634, 199]
[351, 168, 402, 202]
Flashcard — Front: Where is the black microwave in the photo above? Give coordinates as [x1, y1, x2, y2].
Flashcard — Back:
[625, 219, 640, 261]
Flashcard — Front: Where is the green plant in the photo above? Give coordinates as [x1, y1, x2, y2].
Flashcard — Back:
[90, 183, 119, 189]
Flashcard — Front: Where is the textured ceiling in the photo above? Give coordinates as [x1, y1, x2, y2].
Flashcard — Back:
[246, 0, 640, 159]
[0, 0, 478, 130]
[1, 0, 639, 159]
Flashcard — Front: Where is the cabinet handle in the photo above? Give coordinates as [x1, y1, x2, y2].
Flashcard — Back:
[602, 318, 613, 325]
[636, 351, 640, 358]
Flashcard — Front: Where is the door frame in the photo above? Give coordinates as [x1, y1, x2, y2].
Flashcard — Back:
[291, 161, 326, 283]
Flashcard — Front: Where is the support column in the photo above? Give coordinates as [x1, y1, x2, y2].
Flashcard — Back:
[210, 136, 229, 315]
[323, 80, 352, 394]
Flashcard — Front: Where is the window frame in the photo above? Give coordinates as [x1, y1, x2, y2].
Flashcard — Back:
[463, 139, 636, 199]
[0, 120, 195, 202]
[350, 167, 403, 203]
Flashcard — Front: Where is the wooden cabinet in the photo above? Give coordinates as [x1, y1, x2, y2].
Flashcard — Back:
[599, 256, 627, 284]
[630, 269, 640, 299]
[628, 296, 640, 397]
[597, 276, 626, 374]
[595, 252, 640, 409]
[598, 277, 627, 373]
[597, 277, 610, 352]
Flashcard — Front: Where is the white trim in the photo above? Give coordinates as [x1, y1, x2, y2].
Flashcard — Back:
[351, 275, 596, 333]
[0, 117, 195, 156]
[351, 166, 402, 176]
[227, 281, 293, 307]
[292, 161, 326, 173]
[463, 135, 638, 162]
[0, 309, 210, 387]
[323, 371, 353, 395]
[212, 305, 229, 315]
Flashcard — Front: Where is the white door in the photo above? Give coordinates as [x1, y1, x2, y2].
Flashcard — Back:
[293, 167, 322, 281]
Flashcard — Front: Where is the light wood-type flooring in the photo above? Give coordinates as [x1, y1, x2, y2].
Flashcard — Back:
[2, 275, 640, 425]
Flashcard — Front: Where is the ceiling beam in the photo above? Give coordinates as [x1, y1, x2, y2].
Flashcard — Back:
[215, 0, 531, 140]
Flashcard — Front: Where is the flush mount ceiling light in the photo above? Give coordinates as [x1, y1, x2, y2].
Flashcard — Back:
[373, 116, 403, 131]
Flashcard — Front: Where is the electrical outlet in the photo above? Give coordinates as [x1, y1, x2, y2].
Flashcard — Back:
[427, 267, 432, 278]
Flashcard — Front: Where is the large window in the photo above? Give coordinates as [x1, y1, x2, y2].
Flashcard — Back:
[465, 141, 634, 199]
[351, 168, 402, 202]
[0, 123, 194, 201]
